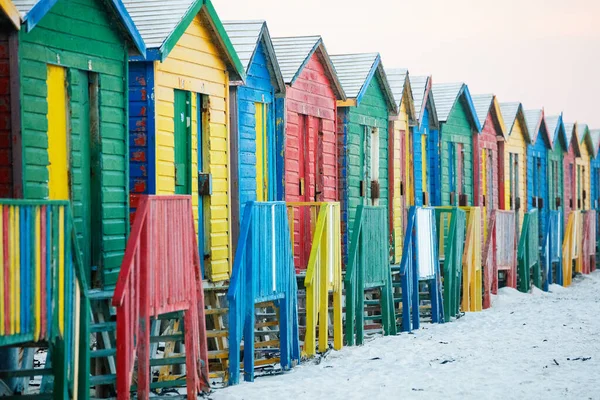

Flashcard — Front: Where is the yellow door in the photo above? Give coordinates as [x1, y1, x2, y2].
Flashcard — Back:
[255, 103, 268, 201]
[47, 65, 69, 200]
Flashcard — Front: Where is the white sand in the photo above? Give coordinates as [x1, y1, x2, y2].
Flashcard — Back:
[213, 271, 600, 400]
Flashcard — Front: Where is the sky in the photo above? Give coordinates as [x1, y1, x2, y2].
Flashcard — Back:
[212, 0, 600, 128]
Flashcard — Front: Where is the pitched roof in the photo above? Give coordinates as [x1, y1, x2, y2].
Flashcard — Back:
[545, 114, 568, 150]
[0, 0, 21, 29]
[590, 129, 600, 159]
[471, 94, 507, 139]
[272, 35, 345, 100]
[386, 68, 416, 123]
[222, 20, 285, 93]
[409, 75, 438, 129]
[499, 102, 532, 142]
[123, 0, 244, 79]
[15, 0, 146, 56]
[523, 109, 552, 148]
[431, 83, 481, 131]
[330, 53, 396, 113]
[578, 123, 595, 154]
[564, 122, 582, 156]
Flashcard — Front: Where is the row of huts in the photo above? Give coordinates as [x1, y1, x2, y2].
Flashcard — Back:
[0, 0, 598, 398]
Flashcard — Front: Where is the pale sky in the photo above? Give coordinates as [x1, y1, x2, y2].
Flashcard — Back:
[213, 0, 600, 128]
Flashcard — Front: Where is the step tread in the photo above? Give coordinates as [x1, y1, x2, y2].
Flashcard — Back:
[205, 308, 229, 315]
[150, 356, 187, 367]
[90, 348, 116, 358]
[0, 368, 53, 378]
[90, 321, 116, 332]
[150, 333, 184, 343]
[89, 373, 116, 386]
[208, 349, 229, 359]
[88, 289, 115, 300]
[207, 329, 229, 338]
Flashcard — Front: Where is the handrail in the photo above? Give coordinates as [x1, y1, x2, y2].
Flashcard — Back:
[0, 200, 88, 398]
[398, 207, 443, 331]
[300, 203, 342, 357]
[517, 209, 540, 292]
[460, 207, 482, 312]
[434, 207, 466, 320]
[482, 211, 496, 309]
[344, 205, 395, 346]
[227, 201, 300, 385]
[112, 195, 208, 399]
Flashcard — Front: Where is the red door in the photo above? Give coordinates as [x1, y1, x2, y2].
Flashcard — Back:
[296, 114, 312, 269]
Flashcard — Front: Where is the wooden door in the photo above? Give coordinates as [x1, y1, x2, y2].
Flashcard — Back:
[297, 114, 311, 268]
[197, 94, 209, 277]
[255, 102, 268, 202]
[448, 143, 456, 205]
[47, 65, 69, 201]
[174, 90, 191, 195]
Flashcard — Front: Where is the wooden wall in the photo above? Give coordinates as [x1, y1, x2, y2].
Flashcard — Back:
[153, 12, 231, 282]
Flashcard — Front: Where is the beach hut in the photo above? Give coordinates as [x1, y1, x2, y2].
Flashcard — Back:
[499, 103, 531, 230]
[386, 68, 416, 264]
[431, 83, 482, 206]
[576, 124, 594, 210]
[222, 20, 286, 245]
[11, 0, 145, 285]
[545, 115, 567, 214]
[124, 0, 245, 282]
[409, 74, 439, 207]
[330, 53, 397, 263]
[563, 122, 581, 221]
[524, 109, 552, 237]
[0, 1, 19, 199]
[272, 35, 345, 270]
[590, 129, 600, 210]
[472, 94, 507, 227]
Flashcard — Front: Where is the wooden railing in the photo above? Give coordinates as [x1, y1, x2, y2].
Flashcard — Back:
[0, 200, 90, 399]
[112, 196, 209, 399]
[287, 202, 343, 357]
[544, 210, 563, 288]
[434, 207, 466, 320]
[561, 211, 582, 287]
[228, 201, 300, 385]
[344, 205, 395, 346]
[517, 209, 540, 292]
[460, 207, 482, 312]
[580, 210, 596, 275]
[398, 207, 443, 331]
[483, 210, 517, 307]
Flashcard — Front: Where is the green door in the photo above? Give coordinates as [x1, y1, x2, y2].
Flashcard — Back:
[174, 90, 192, 195]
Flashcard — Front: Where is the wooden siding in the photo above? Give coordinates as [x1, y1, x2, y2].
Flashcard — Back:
[440, 99, 475, 205]
[548, 137, 564, 213]
[577, 141, 591, 211]
[502, 117, 528, 227]
[153, 13, 231, 282]
[413, 106, 436, 207]
[128, 61, 154, 222]
[338, 74, 389, 265]
[0, 31, 12, 198]
[564, 137, 577, 223]
[591, 154, 600, 209]
[527, 131, 549, 237]
[235, 40, 278, 217]
[18, 0, 130, 286]
[477, 111, 500, 211]
[389, 100, 409, 264]
[284, 51, 337, 268]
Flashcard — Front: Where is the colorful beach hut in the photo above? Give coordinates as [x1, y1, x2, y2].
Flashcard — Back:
[272, 35, 345, 270]
[386, 68, 416, 264]
[499, 102, 531, 229]
[330, 53, 397, 263]
[409, 74, 439, 207]
[524, 109, 552, 236]
[12, 0, 145, 285]
[472, 94, 507, 223]
[563, 122, 581, 221]
[431, 83, 482, 206]
[124, 0, 245, 282]
[222, 20, 286, 243]
[545, 115, 567, 214]
[576, 124, 594, 210]
[590, 129, 600, 210]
